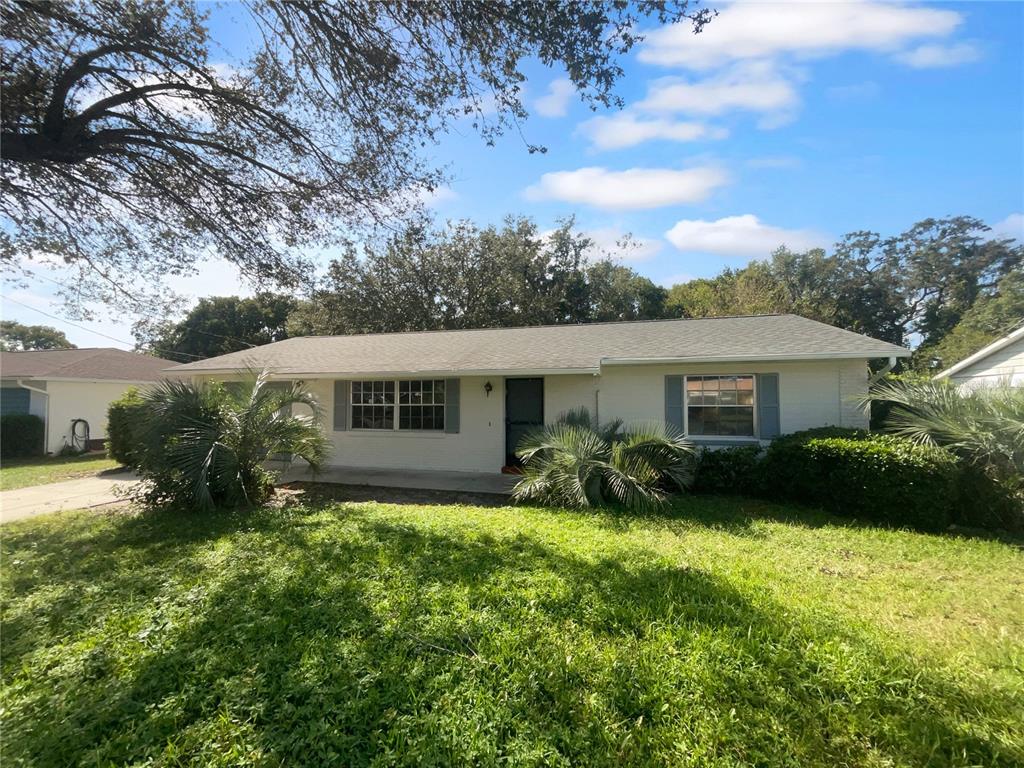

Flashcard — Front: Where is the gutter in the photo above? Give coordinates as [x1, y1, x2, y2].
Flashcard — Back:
[17, 379, 50, 454]
[867, 356, 898, 388]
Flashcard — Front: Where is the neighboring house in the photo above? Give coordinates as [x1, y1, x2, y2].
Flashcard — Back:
[170, 314, 909, 475]
[933, 324, 1024, 389]
[0, 348, 178, 453]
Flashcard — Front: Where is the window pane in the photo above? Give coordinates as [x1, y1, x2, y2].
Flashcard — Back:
[399, 410, 410, 429]
[687, 378, 702, 392]
[411, 408, 422, 429]
[434, 406, 445, 429]
[703, 378, 720, 391]
[720, 389, 737, 405]
[737, 377, 754, 390]
[422, 407, 434, 430]
[720, 377, 737, 391]
[435, 380, 445, 403]
[737, 390, 754, 406]
[703, 389, 720, 404]
[689, 393, 705, 406]
[688, 406, 705, 435]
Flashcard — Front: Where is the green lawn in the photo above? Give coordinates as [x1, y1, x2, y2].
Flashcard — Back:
[0, 452, 122, 490]
[2, 493, 1021, 766]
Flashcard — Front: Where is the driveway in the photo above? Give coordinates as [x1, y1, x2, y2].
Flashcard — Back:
[0, 471, 140, 524]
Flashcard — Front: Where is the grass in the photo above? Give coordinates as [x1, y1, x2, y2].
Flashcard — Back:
[0, 452, 122, 490]
[2, 492, 1022, 767]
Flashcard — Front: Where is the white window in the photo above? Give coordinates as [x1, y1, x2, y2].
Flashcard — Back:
[685, 375, 755, 437]
[351, 380, 445, 431]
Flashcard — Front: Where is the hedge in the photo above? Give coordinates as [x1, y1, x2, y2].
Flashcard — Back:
[1, 414, 45, 459]
[106, 388, 146, 466]
[761, 434, 960, 532]
[690, 427, 1020, 533]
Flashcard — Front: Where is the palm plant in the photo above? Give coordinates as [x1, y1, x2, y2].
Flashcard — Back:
[866, 377, 1024, 502]
[135, 370, 330, 510]
[512, 412, 695, 511]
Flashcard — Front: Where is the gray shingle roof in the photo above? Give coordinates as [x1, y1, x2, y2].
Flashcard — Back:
[170, 315, 909, 376]
[0, 348, 180, 381]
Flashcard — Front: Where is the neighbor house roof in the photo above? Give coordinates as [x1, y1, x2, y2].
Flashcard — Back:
[0, 348, 179, 382]
[934, 324, 1024, 380]
[170, 315, 909, 377]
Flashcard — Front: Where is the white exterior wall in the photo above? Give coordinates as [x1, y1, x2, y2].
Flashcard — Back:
[204, 359, 869, 475]
[44, 380, 140, 453]
[597, 359, 869, 437]
[949, 336, 1024, 388]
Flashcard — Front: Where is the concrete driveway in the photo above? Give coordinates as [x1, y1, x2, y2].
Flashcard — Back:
[0, 471, 140, 524]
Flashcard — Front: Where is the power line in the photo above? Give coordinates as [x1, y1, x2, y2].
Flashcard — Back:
[23, 270, 257, 349]
[0, 294, 203, 361]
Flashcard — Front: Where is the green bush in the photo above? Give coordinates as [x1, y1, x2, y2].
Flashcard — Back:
[106, 388, 146, 466]
[133, 372, 330, 511]
[762, 434, 960, 532]
[0, 414, 44, 459]
[692, 445, 763, 495]
[513, 415, 695, 512]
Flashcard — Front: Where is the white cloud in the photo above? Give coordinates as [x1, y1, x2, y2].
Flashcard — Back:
[665, 214, 828, 257]
[658, 272, 697, 288]
[639, 2, 964, 69]
[578, 113, 727, 150]
[637, 61, 800, 127]
[416, 185, 458, 207]
[990, 213, 1023, 242]
[525, 166, 729, 210]
[583, 228, 664, 261]
[534, 78, 575, 117]
[894, 41, 982, 69]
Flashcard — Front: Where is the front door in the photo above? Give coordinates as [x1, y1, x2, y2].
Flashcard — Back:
[505, 378, 544, 466]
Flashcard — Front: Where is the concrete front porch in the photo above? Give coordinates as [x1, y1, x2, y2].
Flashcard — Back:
[276, 464, 518, 495]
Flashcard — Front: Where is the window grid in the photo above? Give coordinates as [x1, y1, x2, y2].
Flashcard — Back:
[685, 375, 756, 437]
[350, 380, 445, 431]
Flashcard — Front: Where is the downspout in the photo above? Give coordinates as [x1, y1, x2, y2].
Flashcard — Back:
[867, 356, 898, 387]
[17, 379, 50, 454]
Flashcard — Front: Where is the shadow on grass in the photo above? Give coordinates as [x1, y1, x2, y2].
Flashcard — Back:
[2, 506, 1020, 766]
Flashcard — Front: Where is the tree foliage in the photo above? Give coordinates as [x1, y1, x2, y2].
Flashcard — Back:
[1, 0, 710, 312]
[0, 320, 76, 350]
[134, 293, 297, 360]
[288, 217, 669, 335]
[913, 270, 1024, 371]
[666, 216, 1021, 348]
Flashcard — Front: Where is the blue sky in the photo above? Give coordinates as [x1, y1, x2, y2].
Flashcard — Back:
[4, 1, 1023, 348]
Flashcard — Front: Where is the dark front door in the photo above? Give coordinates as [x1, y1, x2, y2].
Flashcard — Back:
[505, 377, 544, 466]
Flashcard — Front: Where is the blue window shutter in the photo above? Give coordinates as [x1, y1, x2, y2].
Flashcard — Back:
[445, 378, 460, 434]
[333, 380, 349, 431]
[757, 373, 780, 439]
[665, 376, 684, 432]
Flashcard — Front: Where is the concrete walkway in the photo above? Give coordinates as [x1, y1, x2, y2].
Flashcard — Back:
[277, 465, 518, 495]
[0, 471, 140, 524]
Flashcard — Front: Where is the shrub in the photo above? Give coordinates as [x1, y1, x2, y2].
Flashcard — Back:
[762, 434, 961, 532]
[0, 414, 44, 459]
[692, 445, 763, 495]
[106, 388, 146, 466]
[132, 371, 330, 511]
[867, 377, 1024, 515]
[513, 413, 695, 511]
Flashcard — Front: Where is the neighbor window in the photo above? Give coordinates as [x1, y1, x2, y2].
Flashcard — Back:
[351, 380, 445, 431]
[685, 375, 755, 437]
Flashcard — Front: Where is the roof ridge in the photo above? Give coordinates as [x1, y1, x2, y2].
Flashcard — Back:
[292, 314, 793, 342]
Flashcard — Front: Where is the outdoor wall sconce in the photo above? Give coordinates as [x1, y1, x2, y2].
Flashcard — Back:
[484, 381, 493, 397]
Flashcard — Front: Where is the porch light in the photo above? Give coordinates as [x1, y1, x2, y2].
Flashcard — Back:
[484, 381, 493, 397]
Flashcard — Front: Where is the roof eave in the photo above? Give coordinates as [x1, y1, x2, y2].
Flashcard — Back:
[600, 350, 910, 366]
[934, 325, 1024, 380]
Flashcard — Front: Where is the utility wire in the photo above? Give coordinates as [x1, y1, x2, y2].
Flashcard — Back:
[0, 294, 203, 362]
[23, 270, 257, 349]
